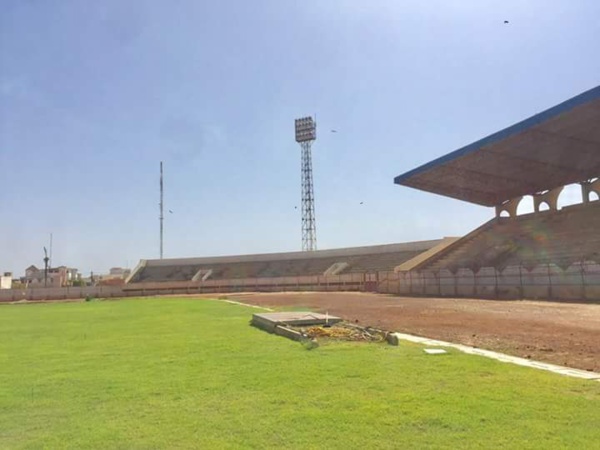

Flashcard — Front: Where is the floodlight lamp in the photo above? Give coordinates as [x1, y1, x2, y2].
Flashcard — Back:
[294, 116, 317, 142]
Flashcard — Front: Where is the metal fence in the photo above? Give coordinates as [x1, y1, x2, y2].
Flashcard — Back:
[376, 261, 600, 300]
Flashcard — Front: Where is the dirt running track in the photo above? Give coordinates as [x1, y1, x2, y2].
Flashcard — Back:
[228, 292, 600, 372]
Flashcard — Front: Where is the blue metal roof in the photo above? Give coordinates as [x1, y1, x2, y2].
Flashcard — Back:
[394, 85, 600, 206]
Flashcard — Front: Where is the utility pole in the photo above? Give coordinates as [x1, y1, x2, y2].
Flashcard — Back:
[43, 247, 49, 287]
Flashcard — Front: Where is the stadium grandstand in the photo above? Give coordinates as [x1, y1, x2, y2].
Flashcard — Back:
[126, 239, 448, 283]
[393, 84, 600, 299]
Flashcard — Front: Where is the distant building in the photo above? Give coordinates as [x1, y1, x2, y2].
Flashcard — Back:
[1, 272, 12, 289]
[96, 267, 131, 286]
[81, 268, 130, 286]
[109, 267, 131, 277]
[25, 265, 39, 279]
[98, 277, 126, 286]
[24, 265, 80, 288]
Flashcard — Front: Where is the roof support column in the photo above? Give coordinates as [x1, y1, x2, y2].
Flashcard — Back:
[495, 196, 523, 218]
[581, 179, 600, 203]
[533, 186, 564, 212]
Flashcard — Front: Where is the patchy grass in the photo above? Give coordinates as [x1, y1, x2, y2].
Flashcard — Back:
[0, 298, 599, 449]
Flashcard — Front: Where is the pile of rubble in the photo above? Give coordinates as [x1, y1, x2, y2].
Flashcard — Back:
[298, 323, 387, 342]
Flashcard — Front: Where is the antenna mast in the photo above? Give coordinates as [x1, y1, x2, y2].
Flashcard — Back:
[159, 161, 164, 259]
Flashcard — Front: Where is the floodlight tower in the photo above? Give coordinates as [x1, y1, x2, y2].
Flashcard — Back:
[295, 116, 318, 251]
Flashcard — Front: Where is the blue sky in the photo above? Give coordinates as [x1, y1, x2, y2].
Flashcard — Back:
[1, 0, 599, 276]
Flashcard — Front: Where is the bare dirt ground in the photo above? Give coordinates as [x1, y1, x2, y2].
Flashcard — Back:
[226, 292, 600, 372]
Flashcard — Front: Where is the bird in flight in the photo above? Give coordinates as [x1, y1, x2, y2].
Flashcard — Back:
[331, 130, 338, 133]
[360, 202, 364, 205]
[169, 210, 173, 214]
[504, 20, 509, 24]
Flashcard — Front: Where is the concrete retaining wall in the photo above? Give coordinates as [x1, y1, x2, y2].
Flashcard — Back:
[123, 273, 366, 296]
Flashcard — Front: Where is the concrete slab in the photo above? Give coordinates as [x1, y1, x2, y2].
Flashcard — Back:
[252, 311, 341, 328]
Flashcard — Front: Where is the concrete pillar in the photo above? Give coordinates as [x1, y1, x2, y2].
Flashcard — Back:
[533, 186, 564, 212]
[581, 179, 600, 203]
[495, 196, 523, 218]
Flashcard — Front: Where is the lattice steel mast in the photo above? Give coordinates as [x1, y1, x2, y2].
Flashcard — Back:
[295, 117, 317, 251]
[159, 161, 164, 259]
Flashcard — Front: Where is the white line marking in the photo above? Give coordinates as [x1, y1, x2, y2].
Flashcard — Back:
[392, 332, 600, 382]
[219, 299, 274, 311]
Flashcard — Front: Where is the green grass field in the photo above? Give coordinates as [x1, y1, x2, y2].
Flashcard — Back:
[1, 298, 599, 449]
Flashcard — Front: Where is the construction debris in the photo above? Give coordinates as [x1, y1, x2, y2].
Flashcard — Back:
[298, 323, 386, 343]
[424, 348, 448, 355]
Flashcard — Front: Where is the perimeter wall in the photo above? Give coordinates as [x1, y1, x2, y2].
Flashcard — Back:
[1, 264, 599, 302]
